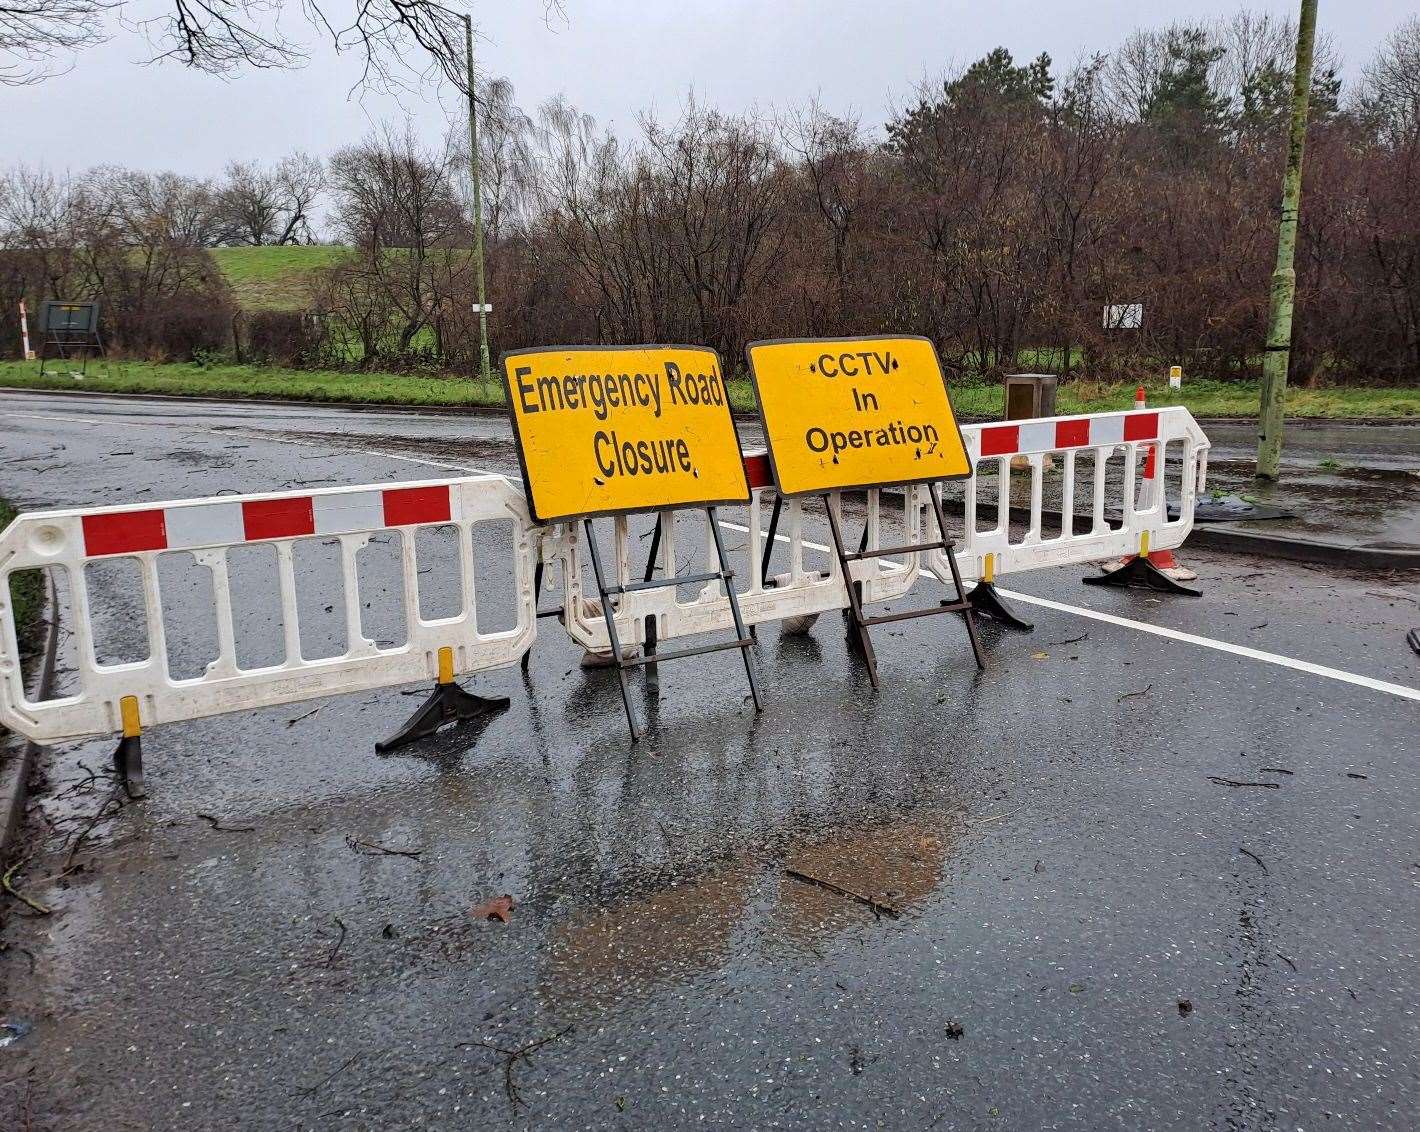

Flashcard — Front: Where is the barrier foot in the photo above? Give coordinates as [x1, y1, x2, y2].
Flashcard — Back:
[113, 734, 146, 800]
[964, 581, 1034, 631]
[1083, 555, 1202, 597]
[375, 681, 510, 753]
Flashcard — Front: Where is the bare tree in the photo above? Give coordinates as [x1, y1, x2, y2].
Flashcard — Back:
[2, 0, 553, 90]
[217, 154, 324, 245]
[0, 0, 114, 84]
[1359, 16, 1420, 139]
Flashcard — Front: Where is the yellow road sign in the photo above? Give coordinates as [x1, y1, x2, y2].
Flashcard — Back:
[745, 336, 971, 495]
[502, 344, 750, 523]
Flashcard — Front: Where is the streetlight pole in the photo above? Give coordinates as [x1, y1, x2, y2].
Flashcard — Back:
[1256, 0, 1318, 481]
[464, 14, 493, 388]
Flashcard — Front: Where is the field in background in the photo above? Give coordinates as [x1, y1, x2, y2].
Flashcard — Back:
[211, 246, 347, 312]
[1, 360, 1414, 419]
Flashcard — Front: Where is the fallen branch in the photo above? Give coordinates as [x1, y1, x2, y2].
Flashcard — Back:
[325, 916, 347, 968]
[294, 1053, 360, 1096]
[1208, 776, 1280, 789]
[344, 835, 422, 860]
[456, 1025, 574, 1111]
[784, 868, 901, 920]
[64, 793, 124, 868]
[1, 856, 51, 916]
[197, 812, 255, 833]
[285, 706, 323, 728]
[1238, 847, 1269, 874]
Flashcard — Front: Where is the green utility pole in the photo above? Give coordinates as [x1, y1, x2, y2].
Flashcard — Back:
[464, 14, 493, 387]
[1256, 0, 1318, 481]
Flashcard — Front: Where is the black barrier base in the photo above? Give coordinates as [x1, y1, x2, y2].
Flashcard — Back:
[375, 682, 510, 753]
[964, 581, 1034, 631]
[824, 482, 986, 690]
[113, 734, 146, 800]
[1082, 555, 1202, 597]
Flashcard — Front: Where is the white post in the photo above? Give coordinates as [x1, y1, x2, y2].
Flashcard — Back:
[19, 300, 34, 361]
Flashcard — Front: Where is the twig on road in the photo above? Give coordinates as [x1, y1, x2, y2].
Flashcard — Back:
[1, 856, 51, 916]
[64, 793, 124, 868]
[1238, 847, 1269, 874]
[1117, 683, 1153, 702]
[325, 917, 347, 968]
[456, 1025, 574, 1111]
[294, 1053, 360, 1096]
[784, 868, 901, 920]
[285, 705, 323, 728]
[1045, 632, 1089, 646]
[1208, 776, 1280, 789]
[344, 835, 422, 860]
[197, 812, 255, 833]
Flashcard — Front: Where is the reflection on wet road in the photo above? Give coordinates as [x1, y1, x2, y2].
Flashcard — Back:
[1, 391, 1417, 1130]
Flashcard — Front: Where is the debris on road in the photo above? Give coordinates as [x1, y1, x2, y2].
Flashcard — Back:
[945, 1020, 965, 1040]
[197, 812, 255, 832]
[473, 894, 515, 923]
[1177, 1000, 1193, 1017]
[1239, 848, 1269, 874]
[1208, 776, 1281, 789]
[0, 1019, 33, 1047]
[345, 835, 422, 860]
[784, 868, 901, 920]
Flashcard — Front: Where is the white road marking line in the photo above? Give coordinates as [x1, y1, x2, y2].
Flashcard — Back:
[717, 517, 1420, 704]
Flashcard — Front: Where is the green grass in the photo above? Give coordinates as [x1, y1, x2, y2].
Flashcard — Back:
[1, 499, 43, 660]
[211, 246, 349, 312]
[0, 360, 1414, 419]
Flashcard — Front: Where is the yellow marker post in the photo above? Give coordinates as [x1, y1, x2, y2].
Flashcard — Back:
[114, 695, 146, 799]
[744, 335, 970, 496]
[501, 345, 749, 524]
[119, 694, 141, 738]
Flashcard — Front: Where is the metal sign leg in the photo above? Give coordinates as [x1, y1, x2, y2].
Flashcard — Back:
[583, 517, 642, 740]
[707, 506, 762, 713]
[823, 493, 881, 688]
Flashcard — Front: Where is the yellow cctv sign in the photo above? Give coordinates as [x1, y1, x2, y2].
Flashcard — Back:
[502, 344, 750, 523]
[745, 335, 971, 495]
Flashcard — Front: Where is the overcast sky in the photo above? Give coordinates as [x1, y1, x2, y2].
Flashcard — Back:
[5, 1, 1401, 176]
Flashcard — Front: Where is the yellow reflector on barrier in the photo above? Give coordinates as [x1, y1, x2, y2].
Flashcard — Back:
[437, 646, 455, 685]
[119, 695, 141, 738]
[984, 552, 995, 584]
[1140, 531, 1151, 559]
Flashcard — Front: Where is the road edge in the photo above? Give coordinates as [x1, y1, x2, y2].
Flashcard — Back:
[0, 569, 59, 857]
[1, 383, 1415, 428]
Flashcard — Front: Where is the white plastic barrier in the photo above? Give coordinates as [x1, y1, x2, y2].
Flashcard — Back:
[0, 476, 537, 743]
[927, 406, 1211, 584]
[547, 480, 928, 655]
[0, 407, 1210, 745]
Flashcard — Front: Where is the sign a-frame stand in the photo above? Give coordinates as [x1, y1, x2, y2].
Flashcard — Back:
[503, 344, 761, 741]
[746, 335, 986, 689]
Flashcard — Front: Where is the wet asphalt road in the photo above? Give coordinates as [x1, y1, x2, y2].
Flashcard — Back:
[1, 390, 1417, 1130]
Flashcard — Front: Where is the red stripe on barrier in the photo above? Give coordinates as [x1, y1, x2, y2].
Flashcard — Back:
[742, 449, 773, 490]
[383, 485, 451, 527]
[242, 497, 314, 541]
[82, 510, 167, 556]
[1123, 412, 1159, 441]
[979, 425, 1019, 457]
[1054, 419, 1091, 448]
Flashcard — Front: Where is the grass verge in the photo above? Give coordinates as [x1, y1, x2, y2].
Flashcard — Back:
[1, 360, 1415, 419]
